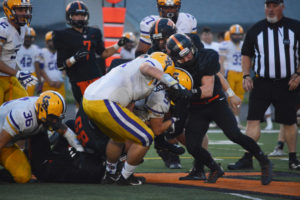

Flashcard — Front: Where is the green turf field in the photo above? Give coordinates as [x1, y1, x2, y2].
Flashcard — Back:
[1, 130, 299, 200]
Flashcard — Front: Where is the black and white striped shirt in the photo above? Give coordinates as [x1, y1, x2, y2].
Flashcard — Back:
[242, 17, 300, 79]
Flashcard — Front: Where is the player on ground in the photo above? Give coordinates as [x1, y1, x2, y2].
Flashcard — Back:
[0, 91, 83, 183]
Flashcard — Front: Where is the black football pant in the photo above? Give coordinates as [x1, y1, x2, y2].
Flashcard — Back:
[185, 99, 267, 170]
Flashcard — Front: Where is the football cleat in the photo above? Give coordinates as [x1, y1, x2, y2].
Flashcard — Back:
[268, 148, 286, 157]
[227, 156, 253, 170]
[179, 167, 206, 181]
[117, 174, 146, 186]
[102, 171, 120, 184]
[205, 165, 224, 183]
[289, 159, 300, 170]
[260, 159, 273, 185]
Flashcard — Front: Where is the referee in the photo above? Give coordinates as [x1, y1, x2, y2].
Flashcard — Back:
[228, 0, 300, 170]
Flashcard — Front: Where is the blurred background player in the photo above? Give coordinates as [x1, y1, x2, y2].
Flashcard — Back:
[40, 31, 65, 98]
[16, 27, 41, 96]
[135, 0, 197, 56]
[200, 27, 219, 52]
[120, 32, 136, 60]
[53, 1, 129, 104]
[0, 0, 37, 105]
[219, 24, 245, 128]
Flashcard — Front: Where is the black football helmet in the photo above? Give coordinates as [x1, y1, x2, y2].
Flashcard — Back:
[66, 1, 89, 28]
[150, 18, 177, 52]
[166, 33, 197, 67]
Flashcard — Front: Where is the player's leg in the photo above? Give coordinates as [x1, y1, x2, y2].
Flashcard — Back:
[0, 145, 31, 183]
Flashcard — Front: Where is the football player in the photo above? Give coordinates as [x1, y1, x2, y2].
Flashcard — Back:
[135, 0, 197, 56]
[16, 27, 42, 96]
[83, 52, 189, 185]
[200, 27, 220, 52]
[53, 1, 129, 104]
[40, 31, 65, 98]
[219, 24, 244, 127]
[0, 0, 37, 105]
[0, 91, 83, 183]
[166, 33, 272, 184]
[120, 32, 137, 60]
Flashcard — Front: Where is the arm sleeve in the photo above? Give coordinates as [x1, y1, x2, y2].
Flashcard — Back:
[139, 16, 156, 45]
[241, 30, 255, 57]
[53, 31, 68, 68]
[95, 28, 105, 56]
[188, 14, 198, 34]
[218, 41, 228, 57]
[203, 50, 220, 75]
[3, 110, 23, 137]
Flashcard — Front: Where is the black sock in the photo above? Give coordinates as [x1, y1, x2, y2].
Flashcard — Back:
[277, 141, 284, 150]
[243, 152, 253, 160]
[193, 159, 204, 171]
[289, 152, 297, 162]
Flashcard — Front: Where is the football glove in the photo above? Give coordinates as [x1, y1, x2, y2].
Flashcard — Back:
[168, 83, 193, 103]
[74, 49, 89, 62]
[118, 36, 130, 47]
[16, 70, 38, 89]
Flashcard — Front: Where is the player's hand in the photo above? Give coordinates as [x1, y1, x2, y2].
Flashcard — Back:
[168, 83, 193, 102]
[229, 95, 242, 110]
[117, 37, 130, 47]
[74, 49, 89, 62]
[16, 70, 38, 89]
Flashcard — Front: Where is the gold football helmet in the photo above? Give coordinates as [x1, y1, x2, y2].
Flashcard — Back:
[229, 24, 244, 43]
[122, 32, 136, 43]
[2, 0, 32, 26]
[173, 67, 193, 90]
[229, 24, 244, 35]
[25, 27, 35, 37]
[150, 52, 175, 76]
[157, 0, 181, 22]
[35, 91, 66, 130]
[45, 31, 53, 41]
[224, 30, 230, 41]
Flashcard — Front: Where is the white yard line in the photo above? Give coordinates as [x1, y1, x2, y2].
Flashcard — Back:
[229, 193, 264, 200]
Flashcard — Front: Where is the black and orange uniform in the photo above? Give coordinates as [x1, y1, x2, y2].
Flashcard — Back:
[74, 104, 109, 157]
[180, 48, 270, 172]
[27, 124, 106, 183]
[53, 27, 105, 103]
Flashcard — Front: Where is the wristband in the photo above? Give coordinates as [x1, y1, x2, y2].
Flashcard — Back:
[160, 73, 178, 87]
[113, 43, 120, 50]
[69, 56, 76, 65]
[295, 72, 300, 76]
[226, 88, 235, 97]
[243, 74, 250, 79]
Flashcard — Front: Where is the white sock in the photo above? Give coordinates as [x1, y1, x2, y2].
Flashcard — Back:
[121, 161, 137, 179]
[106, 161, 117, 174]
[235, 115, 240, 124]
[266, 116, 272, 126]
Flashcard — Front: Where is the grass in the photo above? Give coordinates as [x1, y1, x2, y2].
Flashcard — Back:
[1, 131, 299, 200]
